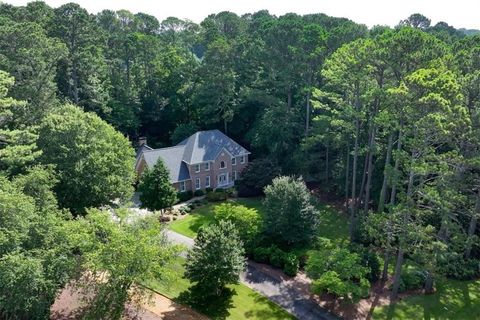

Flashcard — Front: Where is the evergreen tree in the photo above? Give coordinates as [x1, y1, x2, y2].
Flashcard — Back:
[138, 158, 177, 211]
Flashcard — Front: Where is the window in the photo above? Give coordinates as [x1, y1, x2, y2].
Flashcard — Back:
[220, 161, 226, 169]
[231, 157, 236, 165]
[240, 155, 246, 164]
[195, 164, 200, 173]
[195, 178, 200, 190]
[205, 162, 210, 171]
[180, 181, 186, 192]
[233, 171, 237, 181]
[206, 176, 210, 188]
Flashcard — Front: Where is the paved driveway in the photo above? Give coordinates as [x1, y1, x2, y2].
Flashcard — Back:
[164, 229, 339, 320]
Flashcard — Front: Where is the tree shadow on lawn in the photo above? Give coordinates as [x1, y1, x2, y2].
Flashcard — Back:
[177, 285, 235, 320]
[377, 278, 480, 320]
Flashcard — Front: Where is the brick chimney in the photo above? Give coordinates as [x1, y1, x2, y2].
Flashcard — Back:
[138, 136, 147, 147]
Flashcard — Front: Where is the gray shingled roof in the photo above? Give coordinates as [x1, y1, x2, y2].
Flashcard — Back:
[137, 130, 250, 183]
[142, 146, 190, 183]
[177, 130, 250, 164]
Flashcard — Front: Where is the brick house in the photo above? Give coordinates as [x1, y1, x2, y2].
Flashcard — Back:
[135, 130, 250, 192]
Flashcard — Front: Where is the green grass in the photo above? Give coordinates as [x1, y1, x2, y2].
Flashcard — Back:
[373, 278, 480, 320]
[169, 198, 264, 238]
[146, 257, 295, 320]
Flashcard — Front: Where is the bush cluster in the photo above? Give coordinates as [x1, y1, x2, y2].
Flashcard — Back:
[206, 189, 228, 202]
[194, 189, 205, 197]
[177, 190, 193, 202]
[252, 245, 299, 276]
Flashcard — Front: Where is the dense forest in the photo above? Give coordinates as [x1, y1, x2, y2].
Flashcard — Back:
[0, 1, 480, 318]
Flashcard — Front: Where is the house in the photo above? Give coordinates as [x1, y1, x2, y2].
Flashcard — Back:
[135, 130, 250, 192]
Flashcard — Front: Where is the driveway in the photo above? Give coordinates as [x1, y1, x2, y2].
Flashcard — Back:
[164, 229, 339, 320]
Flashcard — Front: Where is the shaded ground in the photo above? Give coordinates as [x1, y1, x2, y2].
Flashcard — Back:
[50, 283, 207, 320]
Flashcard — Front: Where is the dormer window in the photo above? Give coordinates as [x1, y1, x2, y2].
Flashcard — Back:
[195, 164, 200, 173]
[205, 162, 210, 171]
[231, 157, 236, 165]
[220, 161, 226, 169]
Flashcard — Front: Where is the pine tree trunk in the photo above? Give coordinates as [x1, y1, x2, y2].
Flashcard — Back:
[382, 251, 389, 282]
[424, 272, 434, 294]
[305, 89, 311, 135]
[345, 144, 350, 209]
[287, 87, 293, 109]
[357, 152, 369, 213]
[325, 142, 329, 184]
[390, 128, 403, 207]
[350, 84, 360, 239]
[390, 248, 404, 300]
[363, 127, 377, 214]
[465, 190, 480, 258]
[378, 133, 394, 213]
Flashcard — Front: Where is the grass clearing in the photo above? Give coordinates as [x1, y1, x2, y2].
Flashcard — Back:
[373, 277, 480, 319]
[169, 198, 264, 238]
[146, 257, 295, 320]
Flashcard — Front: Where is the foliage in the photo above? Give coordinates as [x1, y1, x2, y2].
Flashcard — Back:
[171, 122, 199, 144]
[206, 189, 228, 202]
[263, 176, 320, 245]
[178, 190, 194, 202]
[193, 189, 205, 197]
[37, 104, 135, 213]
[251, 245, 300, 276]
[214, 203, 263, 251]
[138, 158, 177, 211]
[0, 169, 77, 319]
[306, 240, 370, 300]
[235, 158, 281, 197]
[73, 209, 179, 319]
[185, 220, 245, 297]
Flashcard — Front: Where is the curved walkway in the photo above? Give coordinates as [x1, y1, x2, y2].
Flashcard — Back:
[165, 229, 339, 320]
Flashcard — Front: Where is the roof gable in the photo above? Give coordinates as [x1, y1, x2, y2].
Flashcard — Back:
[178, 130, 249, 164]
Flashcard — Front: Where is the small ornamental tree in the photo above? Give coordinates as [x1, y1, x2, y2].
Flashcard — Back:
[214, 203, 263, 251]
[306, 242, 370, 301]
[185, 220, 245, 297]
[138, 158, 177, 212]
[235, 158, 281, 197]
[263, 176, 320, 246]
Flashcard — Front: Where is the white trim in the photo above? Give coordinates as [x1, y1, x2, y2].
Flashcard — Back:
[180, 181, 186, 192]
[218, 173, 229, 187]
[231, 157, 236, 165]
[220, 160, 226, 169]
[205, 162, 210, 171]
[195, 178, 201, 190]
[233, 171, 237, 181]
[240, 155, 246, 164]
[194, 164, 200, 173]
[206, 176, 211, 188]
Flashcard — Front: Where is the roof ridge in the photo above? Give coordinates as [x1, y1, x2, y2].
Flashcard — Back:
[143, 145, 185, 152]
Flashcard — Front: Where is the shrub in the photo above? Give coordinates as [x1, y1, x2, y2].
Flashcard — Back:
[206, 190, 227, 202]
[283, 253, 299, 277]
[214, 203, 262, 251]
[270, 246, 285, 268]
[205, 187, 213, 193]
[352, 246, 381, 283]
[306, 246, 371, 301]
[178, 191, 193, 202]
[194, 189, 205, 197]
[253, 247, 271, 264]
[173, 217, 177, 220]
[235, 158, 281, 197]
[263, 176, 320, 246]
[442, 256, 480, 280]
[398, 269, 426, 293]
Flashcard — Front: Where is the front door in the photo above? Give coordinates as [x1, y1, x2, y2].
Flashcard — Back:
[218, 173, 228, 187]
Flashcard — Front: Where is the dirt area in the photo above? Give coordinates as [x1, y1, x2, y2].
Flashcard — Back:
[51, 284, 207, 320]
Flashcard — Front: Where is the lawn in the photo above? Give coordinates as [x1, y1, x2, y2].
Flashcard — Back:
[169, 197, 264, 238]
[146, 257, 296, 320]
[373, 277, 480, 319]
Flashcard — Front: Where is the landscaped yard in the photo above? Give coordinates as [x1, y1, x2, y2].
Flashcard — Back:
[145, 257, 296, 320]
[169, 197, 265, 238]
[170, 196, 480, 320]
[373, 278, 480, 319]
